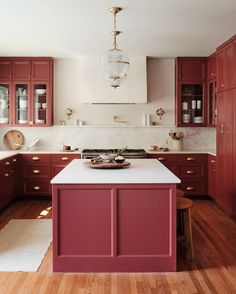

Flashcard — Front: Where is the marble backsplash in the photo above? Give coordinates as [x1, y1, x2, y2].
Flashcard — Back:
[0, 126, 216, 151]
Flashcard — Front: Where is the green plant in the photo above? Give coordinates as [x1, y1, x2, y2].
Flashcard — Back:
[117, 146, 127, 156]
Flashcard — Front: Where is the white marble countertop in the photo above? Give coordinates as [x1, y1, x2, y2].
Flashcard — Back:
[51, 159, 181, 184]
[0, 151, 19, 160]
[145, 149, 216, 156]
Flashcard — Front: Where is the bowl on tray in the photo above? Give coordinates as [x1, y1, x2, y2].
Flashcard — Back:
[100, 153, 116, 162]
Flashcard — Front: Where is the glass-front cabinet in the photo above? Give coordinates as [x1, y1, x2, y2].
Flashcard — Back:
[14, 83, 30, 125]
[178, 83, 206, 126]
[208, 81, 217, 126]
[32, 82, 49, 125]
[0, 83, 11, 125]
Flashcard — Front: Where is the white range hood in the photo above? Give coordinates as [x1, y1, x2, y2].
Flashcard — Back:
[79, 56, 147, 104]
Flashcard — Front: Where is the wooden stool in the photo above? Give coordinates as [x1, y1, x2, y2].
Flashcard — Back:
[177, 197, 194, 260]
[177, 189, 185, 197]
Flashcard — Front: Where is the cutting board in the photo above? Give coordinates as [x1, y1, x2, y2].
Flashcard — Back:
[3, 130, 24, 150]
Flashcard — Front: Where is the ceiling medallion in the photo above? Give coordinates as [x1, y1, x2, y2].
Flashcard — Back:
[101, 7, 130, 89]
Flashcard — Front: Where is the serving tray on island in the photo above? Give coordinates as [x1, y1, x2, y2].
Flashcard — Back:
[88, 161, 131, 169]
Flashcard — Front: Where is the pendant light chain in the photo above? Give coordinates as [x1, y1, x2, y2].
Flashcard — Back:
[113, 12, 117, 49]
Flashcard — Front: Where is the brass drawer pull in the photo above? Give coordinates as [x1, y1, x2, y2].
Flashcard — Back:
[34, 186, 40, 190]
[33, 170, 40, 174]
[158, 157, 165, 161]
[187, 157, 195, 161]
[186, 170, 194, 174]
[211, 159, 216, 163]
[5, 173, 9, 177]
[186, 186, 195, 191]
[5, 161, 10, 165]
[13, 158, 17, 162]
[32, 156, 40, 161]
[61, 157, 69, 161]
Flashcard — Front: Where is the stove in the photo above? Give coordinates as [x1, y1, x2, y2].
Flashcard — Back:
[82, 149, 147, 159]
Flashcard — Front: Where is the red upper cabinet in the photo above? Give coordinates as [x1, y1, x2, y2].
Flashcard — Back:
[0, 58, 12, 80]
[32, 59, 51, 80]
[13, 59, 31, 80]
[176, 57, 206, 82]
[207, 53, 216, 80]
[217, 37, 236, 92]
[175, 57, 207, 127]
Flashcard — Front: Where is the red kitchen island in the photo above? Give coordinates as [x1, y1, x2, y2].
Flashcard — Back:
[51, 159, 180, 272]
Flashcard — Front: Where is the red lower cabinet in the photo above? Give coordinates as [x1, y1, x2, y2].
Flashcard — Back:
[51, 154, 81, 177]
[208, 154, 216, 198]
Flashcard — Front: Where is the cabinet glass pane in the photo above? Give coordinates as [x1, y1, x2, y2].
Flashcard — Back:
[15, 84, 29, 124]
[208, 81, 217, 125]
[181, 84, 203, 124]
[33, 84, 47, 124]
[0, 84, 10, 124]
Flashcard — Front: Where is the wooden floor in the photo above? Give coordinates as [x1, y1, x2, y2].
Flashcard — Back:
[0, 198, 235, 294]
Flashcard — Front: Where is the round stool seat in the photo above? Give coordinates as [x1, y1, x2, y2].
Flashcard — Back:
[177, 189, 185, 197]
[177, 197, 193, 210]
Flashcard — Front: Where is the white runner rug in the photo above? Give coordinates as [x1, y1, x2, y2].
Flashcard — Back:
[0, 219, 52, 272]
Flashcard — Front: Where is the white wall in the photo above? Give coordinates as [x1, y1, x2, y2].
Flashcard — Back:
[0, 58, 216, 151]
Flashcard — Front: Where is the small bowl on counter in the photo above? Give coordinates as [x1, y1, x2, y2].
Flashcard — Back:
[115, 156, 125, 163]
[100, 153, 117, 162]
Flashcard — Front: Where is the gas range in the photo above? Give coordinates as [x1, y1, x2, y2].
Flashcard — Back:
[81, 149, 147, 159]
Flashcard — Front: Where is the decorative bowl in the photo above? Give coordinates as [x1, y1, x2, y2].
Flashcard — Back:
[35, 89, 46, 95]
[115, 156, 125, 163]
[100, 153, 116, 162]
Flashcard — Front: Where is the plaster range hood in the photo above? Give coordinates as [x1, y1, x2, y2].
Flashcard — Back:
[79, 56, 147, 104]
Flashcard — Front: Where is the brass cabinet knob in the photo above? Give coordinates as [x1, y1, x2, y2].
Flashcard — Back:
[33, 170, 40, 174]
[61, 157, 69, 161]
[186, 170, 194, 174]
[13, 158, 17, 162]
[211, 159, 216, 163]
[186, 186, 195, 191]
[34, 186, 40, 190]
[187, 157, 195, 161]
[4, 173, 9, 177]
[32, 156, 40, 161]
[5, 161, 10, 165]
[158, 157, 165, 161]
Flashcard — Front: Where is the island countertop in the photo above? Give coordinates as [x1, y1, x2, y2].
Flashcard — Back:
[51, 158, 181, 185]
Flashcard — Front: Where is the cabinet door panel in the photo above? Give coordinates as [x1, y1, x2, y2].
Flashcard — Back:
[0, 59, 12, 80]
[178, 60, 206, 81]
[13, 60, 31, 80]
[32, 60, 51, 80]
[207, 53, 216, 80]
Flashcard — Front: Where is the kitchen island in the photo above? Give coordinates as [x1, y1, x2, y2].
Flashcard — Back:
[51, 159, 180, 272]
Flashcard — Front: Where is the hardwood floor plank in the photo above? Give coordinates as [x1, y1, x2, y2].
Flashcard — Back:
[0, 199, 235, 294]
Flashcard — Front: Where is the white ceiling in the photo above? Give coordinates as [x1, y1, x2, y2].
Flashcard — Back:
[1, 0, 236, 58]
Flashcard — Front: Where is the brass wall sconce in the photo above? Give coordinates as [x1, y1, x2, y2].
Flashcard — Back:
[156, 108, 165, 120]
[65, 107, 73, 120]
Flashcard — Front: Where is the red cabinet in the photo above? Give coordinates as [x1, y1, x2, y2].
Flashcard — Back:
[0, 58, 12, 80]
[175, 57, 207, 127]
[147, 154, 177, 175]
[217, 38, 236, 92]
[51, 154, 81, 177]
[207, 53, 216, 80]
[0, 155, 19, 210]
[176, 57, 206, 82]
[0, 57, 53, 127]
[216, 89, 235, 215]
[208, 154, 216, 199]
[21, 154, 51, 196]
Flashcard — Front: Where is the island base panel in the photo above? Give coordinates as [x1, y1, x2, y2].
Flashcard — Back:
[52, 184, 176, 272]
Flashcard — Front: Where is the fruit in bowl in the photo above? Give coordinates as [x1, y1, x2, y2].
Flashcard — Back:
[100, 153, 116, 162]
[115, 156, 125, 163]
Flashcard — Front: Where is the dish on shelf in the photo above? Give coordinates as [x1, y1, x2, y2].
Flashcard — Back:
[18, 119, 28, 124]
[0, 117, 8, 123]
[35, 89, 46, 95]
[35, 119, 45, 124]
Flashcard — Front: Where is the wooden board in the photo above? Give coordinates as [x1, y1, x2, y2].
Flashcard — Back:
[89, 161, 131, 169]
[3, 130, 24, 150]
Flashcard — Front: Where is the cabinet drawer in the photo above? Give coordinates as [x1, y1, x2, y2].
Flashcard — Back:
[180, 180, 206, 195]
[179, 165, 205, 177]
[24, 181, 50, 194]
[22, 154, 51, 163]
[51, 154, 81, 163]
[147, 154, 177, 163]
[24, 164, 50, 178]
[177, 154, 206, 163]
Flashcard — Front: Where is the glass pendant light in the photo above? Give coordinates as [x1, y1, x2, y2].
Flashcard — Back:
[101, 7, 130, 89]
